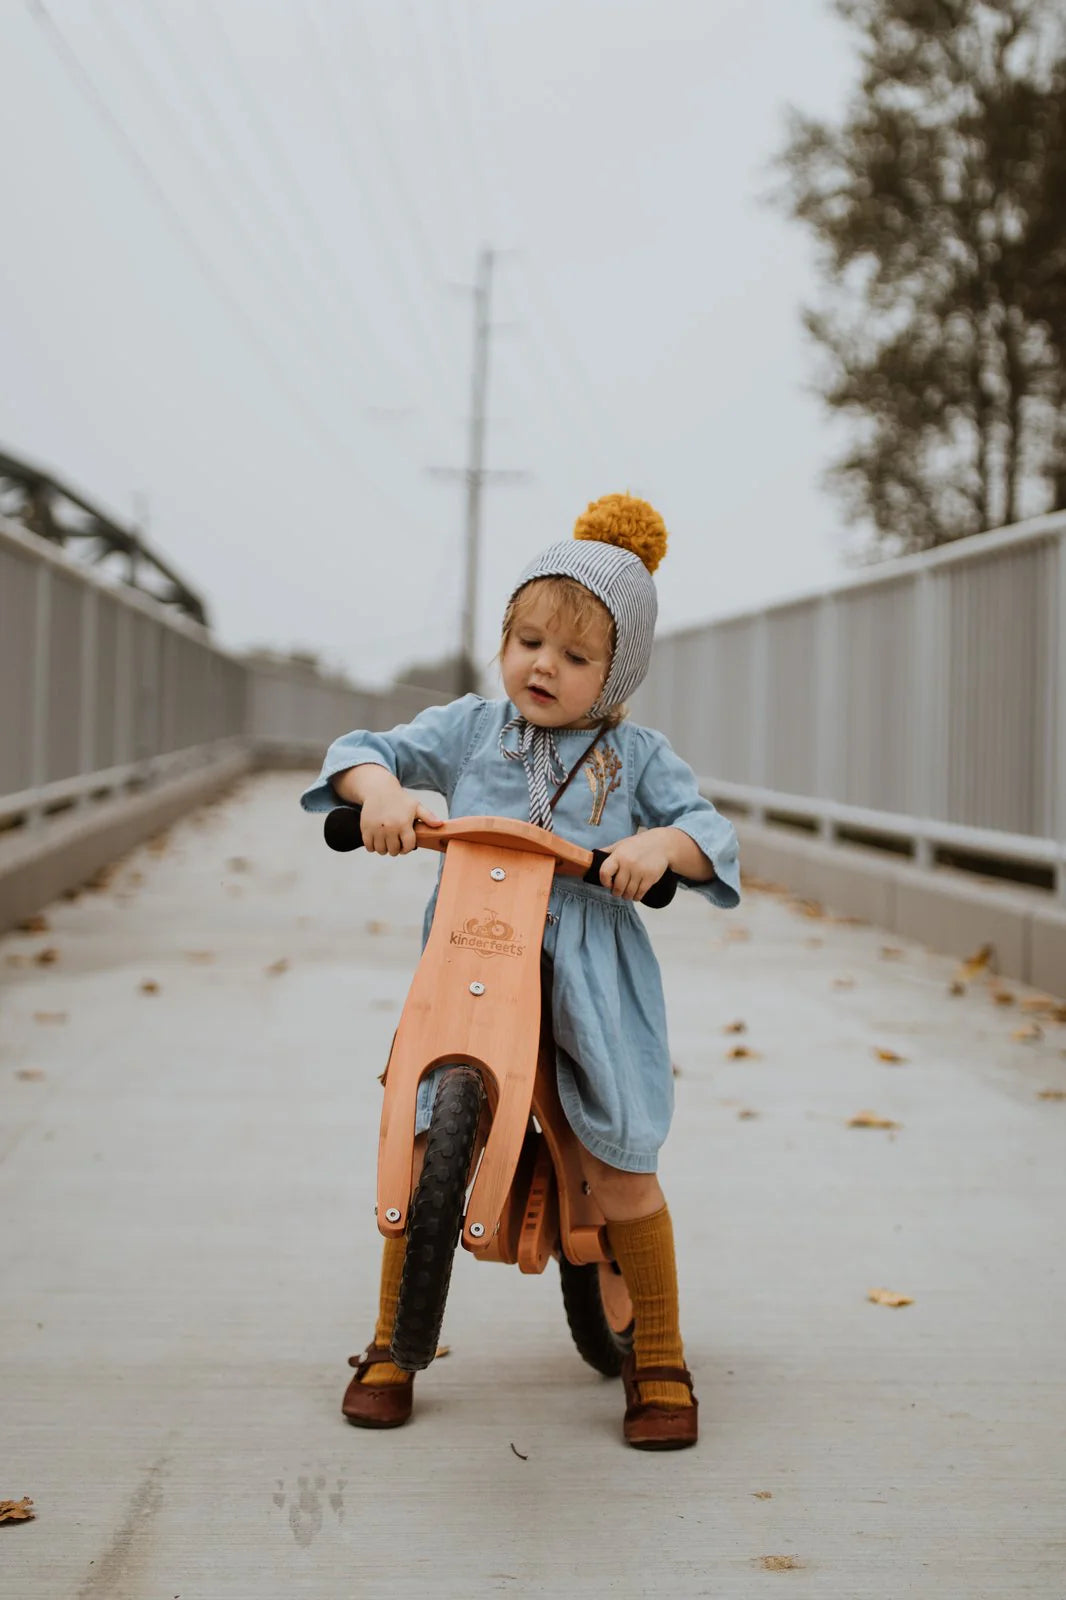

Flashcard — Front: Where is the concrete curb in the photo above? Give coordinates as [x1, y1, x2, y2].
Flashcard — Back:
[735, 818, 1066, 998]
[0, 749, 252, 934]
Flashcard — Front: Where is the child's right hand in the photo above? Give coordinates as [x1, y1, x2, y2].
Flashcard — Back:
[360, 789, 443, 856]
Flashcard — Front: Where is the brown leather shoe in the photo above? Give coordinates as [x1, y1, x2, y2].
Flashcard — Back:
[341, 1344, 414, 1429]
[621, 1354, 698, 1450]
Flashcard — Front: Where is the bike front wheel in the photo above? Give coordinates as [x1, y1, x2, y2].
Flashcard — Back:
[390, 1066, 484, 1372]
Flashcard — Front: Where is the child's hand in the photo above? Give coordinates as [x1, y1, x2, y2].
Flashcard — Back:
[598, 831, 673, 901]
[361, 789, 443, 856]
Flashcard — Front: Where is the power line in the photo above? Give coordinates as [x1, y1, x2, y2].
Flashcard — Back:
[25, 0, 436, 531]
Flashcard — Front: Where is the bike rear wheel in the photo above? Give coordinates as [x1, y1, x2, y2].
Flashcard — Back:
[559, 1255, 635, 1377]
[390, 1066, 484, 1372]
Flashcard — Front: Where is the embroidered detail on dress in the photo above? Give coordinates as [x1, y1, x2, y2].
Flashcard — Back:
[584, 744, 622, 825]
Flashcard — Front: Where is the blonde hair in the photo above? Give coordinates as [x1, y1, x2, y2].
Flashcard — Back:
[500, 576, 629, 728]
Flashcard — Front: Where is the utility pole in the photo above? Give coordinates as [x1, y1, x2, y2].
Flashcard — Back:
[431, 247, 526, 696]
[460, 246, 492, 697]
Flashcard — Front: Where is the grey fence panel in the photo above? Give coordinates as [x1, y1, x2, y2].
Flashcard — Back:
[765, 600, 819, 798]
[45, 570, 84, 784]
[942, 538, 1056, 837]
[714, 617, 758, 785]
[0, 541, 37, 795]
[836, 577, 919, 816]
[93, 594, 120, 770]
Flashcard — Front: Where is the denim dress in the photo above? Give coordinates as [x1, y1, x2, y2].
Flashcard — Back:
[301, 695, 741, 1173]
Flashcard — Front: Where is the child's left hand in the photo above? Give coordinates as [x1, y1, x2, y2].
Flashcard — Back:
[598, 830, 674, 902]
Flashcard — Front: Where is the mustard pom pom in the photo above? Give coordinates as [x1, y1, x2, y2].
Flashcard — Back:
[573, 493, 668, 574]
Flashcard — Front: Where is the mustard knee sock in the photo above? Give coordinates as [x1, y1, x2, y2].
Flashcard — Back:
[606, 1205, 692, 1409]
[360, 1235, 410, 1387]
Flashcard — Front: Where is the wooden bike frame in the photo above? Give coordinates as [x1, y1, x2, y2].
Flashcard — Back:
[375, 816, 616, 1272]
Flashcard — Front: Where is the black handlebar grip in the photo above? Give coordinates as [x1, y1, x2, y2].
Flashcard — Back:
[324, 805, 364, 852]
[583, 850, 679, 909]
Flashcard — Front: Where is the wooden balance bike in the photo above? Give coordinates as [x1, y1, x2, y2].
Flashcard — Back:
[324, 806, 678, 1376]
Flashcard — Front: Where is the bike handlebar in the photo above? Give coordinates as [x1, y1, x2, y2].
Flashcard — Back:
[323, 804, 680, 909]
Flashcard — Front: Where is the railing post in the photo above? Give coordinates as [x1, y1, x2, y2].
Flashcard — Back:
[1049, 524, 1056, 902]
[749, 614, 769, 825]
[815, 593, 838, 843]
[27, 562, 52, 831]
[78, 584, 98, 811]
[912, 571, 940, 871]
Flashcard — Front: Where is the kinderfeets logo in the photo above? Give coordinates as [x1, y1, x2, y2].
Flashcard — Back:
[449, 910, 525, 959]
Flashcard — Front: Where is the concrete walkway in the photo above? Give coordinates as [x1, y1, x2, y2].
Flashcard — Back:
[2, 772, 1064, 1599]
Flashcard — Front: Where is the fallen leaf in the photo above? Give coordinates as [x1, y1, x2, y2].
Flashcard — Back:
[434, 1345, 451, 1359]
[183, 951, 215, 964]
[139, 980, 160, 995]
[848, 1110, 901, 1130]
[147, 833, 171, 856]
[948, 980, 967, 996]
[17, 914, 49, 934]
[671, 1061, 683, 1077]
[265, 959, 290, 977]
[16, 1069, 46, 1082]
[1012, 1023, 1043, 1044]
[868, 1287, 913, 1307]
[33, 948, 58, 966]
[958, 942, 994, 980]
[833, 977, 856, 990]
[991, 988, 1015, 1006]
[873, 1047, 907, 1064]
[726, 1046, 760, 1061]
[366, 920, 391, 936]
[737, 1108, 759, 1120]
[793, 899, 825, 919]
[759, 1556, 802, 1571]
[0, 1497, 34, 1523]
[32, 1011, 68, 1025]
[752, 1491, 773, 1500]
[85, 863, 118, 891]
[725, 926, 751, 942]
[509, 1443, 528, 1461]
[1037, 1088, 1066, 1101]
[723, 1019, 747, 1035]
[880, 946, 904, 960]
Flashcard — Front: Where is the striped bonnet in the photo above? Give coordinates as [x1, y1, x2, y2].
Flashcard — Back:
[508, 493, 666, 717]
[500, 495, 667, 828]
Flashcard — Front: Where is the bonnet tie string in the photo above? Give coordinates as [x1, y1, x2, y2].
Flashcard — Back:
[499, 715, 566, 830]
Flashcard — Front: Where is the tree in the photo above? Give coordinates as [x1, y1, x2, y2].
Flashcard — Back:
[778, 0, 1066, 554]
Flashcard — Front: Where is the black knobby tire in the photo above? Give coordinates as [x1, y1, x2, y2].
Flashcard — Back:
[390, 1067, 484, 1372]
[559, 1254, 635, 1377]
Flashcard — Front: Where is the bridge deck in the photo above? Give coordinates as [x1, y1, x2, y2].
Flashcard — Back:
[2, 773, 1063, 1598]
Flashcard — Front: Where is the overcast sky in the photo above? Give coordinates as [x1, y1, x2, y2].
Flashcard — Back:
[2, 0, 856, 687]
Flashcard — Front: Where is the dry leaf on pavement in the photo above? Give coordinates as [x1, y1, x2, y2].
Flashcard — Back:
[725, 926, 751, 942]
[752, 1491, 773, 1500]
[948, 980, 967, 996]
[868, 1287, 913, 1307]
[1037, 1088, 1066, 1101]
[1012, 1023, 1043, 1044]
[366, 921, 391, 936]
[873, 1047, 907, 1064]
[737, 1108, 759, 1120]
[880, 946, 904, 960]
[0, 1498, 35, 1523]
[184, 951, 216, 964]
[434, 1345, 451, 1359]
[759, 1556, 802, 1571]
[833, 977, 856, 990]
[33, 1012, 68, 1025]
[726, 1046, 760, 1061]
[17, 915, 49, 934]
[991, 989, 1015, 1005]
[723, 1020, 747, 1034]
[16, 1069, 46, 1082]
[265, 959, 290, 977]
[33, 948, 58, 966]
[958, 942, 994, 980]
[139, 980, 160, 995]
[848, 1110, 900, 1130]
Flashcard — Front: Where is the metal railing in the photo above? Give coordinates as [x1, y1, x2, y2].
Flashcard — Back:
[636, 513, 1066, 902]
[0, 515, 442, 834]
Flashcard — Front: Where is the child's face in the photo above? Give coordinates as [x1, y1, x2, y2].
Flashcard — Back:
[501, 591, 612, 728]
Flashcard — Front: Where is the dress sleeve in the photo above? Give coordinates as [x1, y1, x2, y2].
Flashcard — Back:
[630, 726, 741, 909]
[299, 694, 486, 812]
